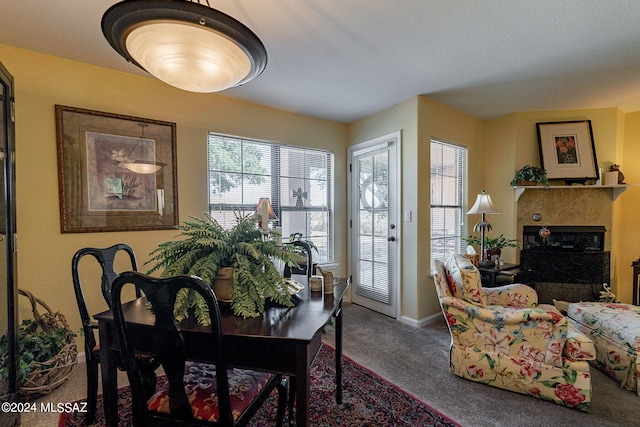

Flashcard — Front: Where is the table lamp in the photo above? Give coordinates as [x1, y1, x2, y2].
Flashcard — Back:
[467, 189, 501, 267]
[256, 197, 277, 232]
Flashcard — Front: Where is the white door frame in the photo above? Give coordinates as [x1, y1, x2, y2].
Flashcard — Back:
[347, 131, 401, 318]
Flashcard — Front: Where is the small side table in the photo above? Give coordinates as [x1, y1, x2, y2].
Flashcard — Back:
[632, 260, 640, 306]
[478, 263, 521, 288]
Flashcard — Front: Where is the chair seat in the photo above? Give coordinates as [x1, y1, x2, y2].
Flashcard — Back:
[92, 344, 157, 368]
[147, 361, 275, 423]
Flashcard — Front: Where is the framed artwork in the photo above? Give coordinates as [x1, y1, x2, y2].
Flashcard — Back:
[56, 105, 178, 233]
[536, 120, 599, 182]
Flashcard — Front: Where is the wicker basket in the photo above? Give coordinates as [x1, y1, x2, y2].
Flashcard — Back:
[17, 289, 77, 399]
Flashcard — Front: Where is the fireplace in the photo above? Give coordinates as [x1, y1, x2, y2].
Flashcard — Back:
[520, 226, 609, 304]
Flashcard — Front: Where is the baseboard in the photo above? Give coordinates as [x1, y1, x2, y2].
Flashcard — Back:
[398, 311, 443, 328]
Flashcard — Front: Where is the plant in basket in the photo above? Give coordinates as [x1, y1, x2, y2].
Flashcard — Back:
[0, 289, 77, 399]
[0, 318, 75, 383]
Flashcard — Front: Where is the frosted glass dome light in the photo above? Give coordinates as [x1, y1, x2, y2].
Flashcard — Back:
[102, 0, 267, 93]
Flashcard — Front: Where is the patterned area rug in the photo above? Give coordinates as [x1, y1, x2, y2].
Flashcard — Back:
[59, 344, 460, 426]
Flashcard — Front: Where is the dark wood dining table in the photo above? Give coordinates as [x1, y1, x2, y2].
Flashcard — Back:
[95, 277, 349, 427]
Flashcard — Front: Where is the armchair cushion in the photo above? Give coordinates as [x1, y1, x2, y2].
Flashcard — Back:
[443, 297, 568, 367]
[444, 253, 485, 306]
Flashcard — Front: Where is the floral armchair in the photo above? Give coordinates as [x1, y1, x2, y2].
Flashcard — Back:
[432, 253, 595, 411]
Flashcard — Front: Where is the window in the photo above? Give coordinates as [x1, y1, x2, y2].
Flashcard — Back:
[430, 139, 467, 264]
[207, 134, 334, 263]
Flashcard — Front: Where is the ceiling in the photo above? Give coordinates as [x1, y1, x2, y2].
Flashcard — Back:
[2, 0, 640, 124]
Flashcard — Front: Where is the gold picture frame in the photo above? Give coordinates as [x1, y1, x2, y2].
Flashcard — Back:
[56, 105, 178, 233]
[536, 120, 599, 183]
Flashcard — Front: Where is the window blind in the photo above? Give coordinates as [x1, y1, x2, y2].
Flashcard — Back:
[430, 139, 467, 264]
[207, 133, 334, 263]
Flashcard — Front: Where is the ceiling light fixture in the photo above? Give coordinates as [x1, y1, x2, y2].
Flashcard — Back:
[102, 0, 267, 93]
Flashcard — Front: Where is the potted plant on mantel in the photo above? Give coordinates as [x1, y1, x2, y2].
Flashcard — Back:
[510, 165, 550, 190]
[146, 212, 304, 322]
[462, 234, 519, 260]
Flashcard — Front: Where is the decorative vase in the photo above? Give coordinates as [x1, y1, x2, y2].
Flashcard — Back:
[212, 267, 234, 302]
[517, 180, 539, 186]
[539, 226, 551, 238]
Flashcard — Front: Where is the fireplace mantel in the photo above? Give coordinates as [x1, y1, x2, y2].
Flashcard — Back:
[512, 184, 628, 202]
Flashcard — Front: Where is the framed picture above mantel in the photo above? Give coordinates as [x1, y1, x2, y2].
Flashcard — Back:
[55, 105, 178, 233]
[536, 120, 599, 183]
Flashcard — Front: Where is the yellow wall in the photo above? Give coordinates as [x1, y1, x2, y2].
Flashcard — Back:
[418, 97, 485, 320]
[349, 97, 419, 319]
[622, 111, 640, 302]
[351, 100, 639, 322]
[485, 109, 623, 258]
[485, 108, 640, 302]
[0, 44, 348, 337]
[484, 115, 518, 261]
[2, 42, 640, 336]
[349, 96, 485, 323]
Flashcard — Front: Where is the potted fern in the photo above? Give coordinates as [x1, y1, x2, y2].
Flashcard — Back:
[146, 212, 304, 321]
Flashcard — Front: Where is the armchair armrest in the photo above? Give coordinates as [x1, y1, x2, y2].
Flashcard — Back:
[564, 319, 596, 361]
[484, 283, 538, 308]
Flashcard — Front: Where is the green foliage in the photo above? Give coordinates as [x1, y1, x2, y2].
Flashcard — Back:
[462, 234, 519, 250]
[510, 165, 550, 189]
[208, 138, 266, 195]
[0, 319, 76, 383]
[146, 211, 305, 321]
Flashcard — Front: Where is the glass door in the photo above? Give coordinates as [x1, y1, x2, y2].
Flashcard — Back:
[348, 132, 400, 318]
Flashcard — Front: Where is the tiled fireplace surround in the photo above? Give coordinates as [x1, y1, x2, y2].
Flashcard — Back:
[516, 187, 614, 302]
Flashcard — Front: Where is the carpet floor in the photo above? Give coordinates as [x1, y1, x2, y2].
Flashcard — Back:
[58, 343, 459, 427]
[19, 302, 640, 426]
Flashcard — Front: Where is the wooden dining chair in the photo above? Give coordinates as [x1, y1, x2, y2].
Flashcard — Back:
[71, 244, 158, 424]
[111, 271, 288, 427]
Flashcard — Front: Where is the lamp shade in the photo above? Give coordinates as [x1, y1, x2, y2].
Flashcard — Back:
[256, 198, 277, 220]
[467, 190, 501, 215]
[102, 0, 267, 93]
